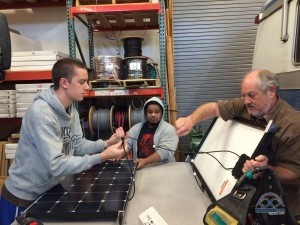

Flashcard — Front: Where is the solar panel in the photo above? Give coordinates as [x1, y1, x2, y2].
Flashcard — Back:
[192, 117, 276, 202]
[24, 159, 135, 223]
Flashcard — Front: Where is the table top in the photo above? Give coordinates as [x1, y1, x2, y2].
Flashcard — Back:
[124, 161, 211, 225]
[13, 162, 212, 225]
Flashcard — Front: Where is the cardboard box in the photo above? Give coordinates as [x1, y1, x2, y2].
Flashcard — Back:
[10, 32, 42, 52]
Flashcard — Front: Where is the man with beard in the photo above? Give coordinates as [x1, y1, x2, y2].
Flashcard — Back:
[175, 69, 300, 221]
[125, 97, 179, 170]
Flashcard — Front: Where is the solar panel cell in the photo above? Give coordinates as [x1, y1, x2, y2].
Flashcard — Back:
[24, 160, 135, 222]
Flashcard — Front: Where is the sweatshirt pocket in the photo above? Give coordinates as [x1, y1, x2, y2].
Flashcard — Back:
[33, 175, 59, 188]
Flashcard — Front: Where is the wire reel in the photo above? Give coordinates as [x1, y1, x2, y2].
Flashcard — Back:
[89, 105, 144, 135]
[128, 105, 143, 129]
[88, 106, 113, 135]
[120, 36, 144, 58]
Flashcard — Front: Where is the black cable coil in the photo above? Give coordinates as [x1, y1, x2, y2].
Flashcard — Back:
[122, 37, 143, 58]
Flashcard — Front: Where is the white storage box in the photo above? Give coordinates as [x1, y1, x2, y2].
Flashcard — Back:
[10, 32, 42, 52]
[10, 50, 68, 71]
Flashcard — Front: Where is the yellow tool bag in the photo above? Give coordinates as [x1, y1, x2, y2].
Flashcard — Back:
[203, 167, 297, 225]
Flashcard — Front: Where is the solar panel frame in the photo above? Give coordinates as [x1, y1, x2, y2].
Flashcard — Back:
[24, 159, 136, 222]
[192, 117, 276, 202]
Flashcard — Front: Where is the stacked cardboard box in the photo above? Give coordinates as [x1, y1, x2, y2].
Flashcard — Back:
[0, 90, 17, 118]
[10, 50, 68, 71]
[5, 143, 18, 160]
[16, 83, 52, 117]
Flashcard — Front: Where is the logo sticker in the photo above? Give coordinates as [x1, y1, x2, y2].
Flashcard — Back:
[255, 192, 285, 215]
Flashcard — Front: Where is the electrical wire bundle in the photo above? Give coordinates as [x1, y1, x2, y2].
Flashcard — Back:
[121, 36, 144, 58]
[114, 107, 129, 132]
[89, 105, 143, 136]
[92, 55, 122, 80]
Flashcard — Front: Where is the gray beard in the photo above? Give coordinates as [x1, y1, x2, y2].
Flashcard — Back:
[251, 100, 272, 118]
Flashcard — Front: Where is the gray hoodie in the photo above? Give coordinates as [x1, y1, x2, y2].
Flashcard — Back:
[127, 97, 179, 161]
[5, 87, 104, 201]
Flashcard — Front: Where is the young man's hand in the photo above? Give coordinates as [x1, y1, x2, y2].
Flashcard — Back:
[116, 140, 129, 160]
[104, 127, 125, 148]
[100, 141, 124, 162]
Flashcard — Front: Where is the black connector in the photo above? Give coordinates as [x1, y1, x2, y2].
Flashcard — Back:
[232, 154, 251, 179]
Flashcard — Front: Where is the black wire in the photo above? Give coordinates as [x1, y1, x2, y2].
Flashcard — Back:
[104, 31, 121, 56]
[105, 32, 116, 41]
[153, 145, 240, 158]
[204, 153, 234, 170]
[199, 150, 240, 158]
[127, 136, 138, 141]
[126, 136, 238, 171]
[121, 137, 135, 201]
[126, 151, 135, 201]
[122, 37, 143, 58]
[124, 136, 238, 198]
[193, 170, 204, 192]
[153, 146, 235, 171]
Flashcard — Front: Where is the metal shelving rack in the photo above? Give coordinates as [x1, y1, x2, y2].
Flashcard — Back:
[0, 0, 65, 10]
[158, 0, 167, 119]
[5, 71, 52, 81]
[66, 0, 168, 120]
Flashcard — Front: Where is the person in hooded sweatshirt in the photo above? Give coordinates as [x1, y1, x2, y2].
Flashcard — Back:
[0, 58, 126, 225]
[124, 97, 179, 170]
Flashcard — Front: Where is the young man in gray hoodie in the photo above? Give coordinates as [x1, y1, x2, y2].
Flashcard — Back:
[0, 58, 125, 225]
[125, 97, 179, 169]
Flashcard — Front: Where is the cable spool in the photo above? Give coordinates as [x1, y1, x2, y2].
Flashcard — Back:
[147, 63, 157, 79]
[88, 106, 113, 136]
[123, 56, 148, 79]
[121, 36, 144, 58]
[114, 107, 129, 132]
[93, 55, 122, 79]
[89, 104, 143, 135]
[109, 105, 115, 133]
[129, 105, 143, 128]
[128, 105, 132, 129]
